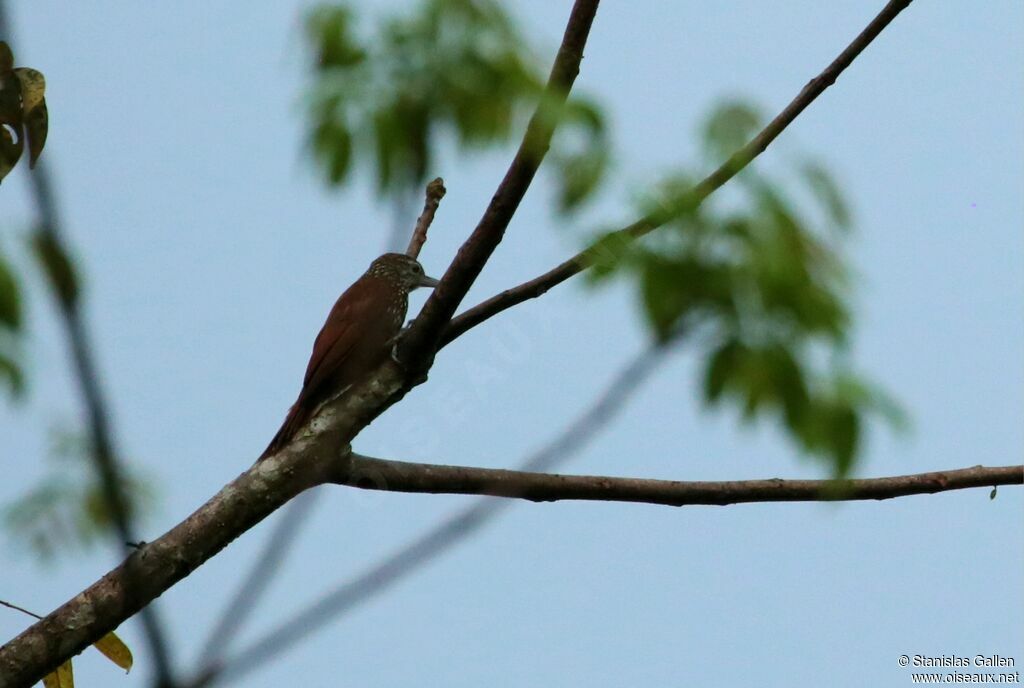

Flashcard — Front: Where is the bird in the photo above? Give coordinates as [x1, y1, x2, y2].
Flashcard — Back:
[260, 253, 439, 459]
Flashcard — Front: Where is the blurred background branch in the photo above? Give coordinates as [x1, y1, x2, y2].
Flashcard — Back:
[0, 3, 174, 685]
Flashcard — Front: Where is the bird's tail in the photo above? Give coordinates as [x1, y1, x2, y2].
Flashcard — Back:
[259, 403, 309, 461]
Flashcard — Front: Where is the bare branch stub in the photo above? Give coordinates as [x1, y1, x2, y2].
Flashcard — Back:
[405, 177, 446, 259]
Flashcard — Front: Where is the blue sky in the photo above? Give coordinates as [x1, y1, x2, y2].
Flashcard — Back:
[2, 2, 1021, 687]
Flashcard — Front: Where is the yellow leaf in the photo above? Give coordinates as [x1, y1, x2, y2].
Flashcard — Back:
[41, 659, 74, 688]
[93, 631, 133, 672]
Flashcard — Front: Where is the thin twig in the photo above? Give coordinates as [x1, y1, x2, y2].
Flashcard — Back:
[0, 600, 42, 621]
[0, 5, 175, 685]
[440, 0, 915, 347]
[405, 178, 446, 259]
[398, 0, 602, 366]
[186, 344, 669, 688]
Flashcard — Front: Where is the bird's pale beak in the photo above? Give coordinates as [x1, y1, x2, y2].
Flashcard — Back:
[417, 274, 440, 289]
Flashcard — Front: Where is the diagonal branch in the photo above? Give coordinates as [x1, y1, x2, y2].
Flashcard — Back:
[398, 0, 602, 366]
[440, 0, 915, 347]
[0, 3, 924, 685]
[332, 457, 1023, 506]
[0, 5, 607, 683]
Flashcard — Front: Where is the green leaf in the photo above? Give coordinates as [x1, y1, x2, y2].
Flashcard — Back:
[31, 231, 80, 307]
[0, 61, 22, 129]
[554, 143, 608, 212]
[313, 119, 353, 184]
[308, 6, 366, 69]
[767, 345, 809, 428]
[829, 403, 860, 477]
[598, 99, 896, 474]
[304, 0, 607, 215]
[0, 354, 23, 396]
[0, 47, 48, 174]
[0, 250, 20, 329]
[641, 256, 689, 341]
[0, 42, 12, 72]
[802, 161, 852, 232]
[582, 230, 636, 281]
[703, 338, 743, 403]
[834, 373, 909, 433]
[702, 100, 763, 160]
[639, 174, 702, 226]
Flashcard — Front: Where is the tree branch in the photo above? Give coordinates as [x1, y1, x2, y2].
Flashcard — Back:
[186, 344, 669, 688]
[332, 456, 1022, 506]
[405, 178, 446, 259]
[0, 358, 407, 688]
[440, 0, 915, 347]
[0, 2, 926, 685]
[0, 452, 330, 688]
[398, 0, 602, 366]
[0, 4, 606, 683]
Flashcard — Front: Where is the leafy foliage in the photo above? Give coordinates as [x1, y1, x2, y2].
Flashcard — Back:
[31, 230, 80, 307]
[0, 38, 51, 397]
[2, 426, 154, 561]
[306, 0, 608, 212]
[0, 41, 48, 184]
[588, 101, 903, 476]
[0, 240, 24, 398]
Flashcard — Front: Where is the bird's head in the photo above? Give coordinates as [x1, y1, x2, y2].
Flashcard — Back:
[368, 253, 440, 292]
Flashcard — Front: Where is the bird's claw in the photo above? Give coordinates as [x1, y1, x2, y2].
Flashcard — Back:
[388, 323, 415, 365]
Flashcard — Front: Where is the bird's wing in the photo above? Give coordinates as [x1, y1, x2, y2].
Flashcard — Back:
[298, 283, 374, 401]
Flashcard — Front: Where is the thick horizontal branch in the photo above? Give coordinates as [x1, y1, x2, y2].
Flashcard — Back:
[334, 455, 1022, 506]
[440, 0, 914, 347]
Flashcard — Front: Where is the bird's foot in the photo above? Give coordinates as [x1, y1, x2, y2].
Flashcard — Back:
[389, 321, 419, 365]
